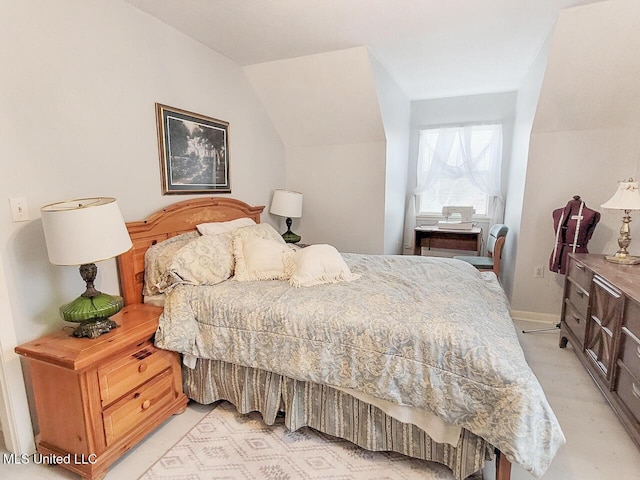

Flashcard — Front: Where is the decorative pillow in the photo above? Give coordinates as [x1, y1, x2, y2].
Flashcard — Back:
[168, 233, 234, 286]
[285, 244, 360, 287]
[232, 223, 285, 245]
[197, 217, 256, 236]
[233, 236, 295, 282]
[143, 232, 200, 296]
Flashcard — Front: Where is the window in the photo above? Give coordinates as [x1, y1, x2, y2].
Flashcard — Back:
[417, 124, 502, 216]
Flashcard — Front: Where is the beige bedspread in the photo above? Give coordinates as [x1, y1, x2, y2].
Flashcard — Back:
[155, 253, 565, 477]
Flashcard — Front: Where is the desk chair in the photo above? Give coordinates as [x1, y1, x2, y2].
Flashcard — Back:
[454, 224, 508, 277]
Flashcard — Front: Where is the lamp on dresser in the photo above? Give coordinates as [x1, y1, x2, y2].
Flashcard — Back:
[41, 197, 132, 338]
[270, 189, 303, 243]
[601, 178, 640, 265]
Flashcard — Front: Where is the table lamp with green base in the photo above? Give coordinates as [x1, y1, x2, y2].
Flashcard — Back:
[270, 189, 303, 244]
[41, 197, 132, 339]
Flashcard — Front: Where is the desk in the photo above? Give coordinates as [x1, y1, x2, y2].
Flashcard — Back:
[414, 226, 482, 256]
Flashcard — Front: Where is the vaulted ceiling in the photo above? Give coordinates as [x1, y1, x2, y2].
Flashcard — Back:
[124, 0, 603, 100]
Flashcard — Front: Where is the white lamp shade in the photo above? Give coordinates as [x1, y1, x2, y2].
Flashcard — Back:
[41, 197, 132, 266]
[270, 189, 303, 218]
[601, 180, 640, 211]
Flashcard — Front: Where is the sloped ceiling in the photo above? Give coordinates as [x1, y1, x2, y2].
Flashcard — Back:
[244, 47, 385, 147]
[124, 0, 605, 100]
[534, 0, 640, 132]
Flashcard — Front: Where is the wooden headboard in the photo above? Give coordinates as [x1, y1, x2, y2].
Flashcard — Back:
[116, 197, 264, 305]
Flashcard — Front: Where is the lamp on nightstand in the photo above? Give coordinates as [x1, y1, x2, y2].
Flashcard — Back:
[41, 197, 132, 338]
[270, 189, 303, 243]
[601, 178, 640, 265]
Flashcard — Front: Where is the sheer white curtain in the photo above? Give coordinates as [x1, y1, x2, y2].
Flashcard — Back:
[403, 130, 457, 250]
[458, 124, 504, 224]
[403, 124, 504, 251]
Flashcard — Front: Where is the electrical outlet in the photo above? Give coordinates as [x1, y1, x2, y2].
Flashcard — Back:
[534, 266, 544, 278]
[9, 197, 29, 222]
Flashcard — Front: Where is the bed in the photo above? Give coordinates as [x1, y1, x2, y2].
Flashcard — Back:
[116, 197, 565, 480]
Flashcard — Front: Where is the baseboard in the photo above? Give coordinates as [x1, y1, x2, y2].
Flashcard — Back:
[510, 310, 560, 325]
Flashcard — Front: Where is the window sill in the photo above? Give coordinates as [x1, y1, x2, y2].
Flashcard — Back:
[416, 214, 491, 224]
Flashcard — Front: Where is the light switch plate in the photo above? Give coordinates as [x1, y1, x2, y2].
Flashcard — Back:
[9, 197, 29, 222]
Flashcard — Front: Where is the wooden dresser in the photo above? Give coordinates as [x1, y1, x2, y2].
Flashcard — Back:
[560, 253, 640, 448]
[15, 304, 188, 479]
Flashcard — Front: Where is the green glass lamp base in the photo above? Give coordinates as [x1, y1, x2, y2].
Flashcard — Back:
[282, 230, 301, 244]
[59, 293, 123, 339]
[281, 216, 301, 244]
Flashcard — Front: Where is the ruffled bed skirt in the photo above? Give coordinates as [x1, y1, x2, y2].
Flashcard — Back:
[183, 359, 492, 480]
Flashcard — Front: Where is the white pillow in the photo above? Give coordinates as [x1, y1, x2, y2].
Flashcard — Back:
[168, 233, 234, 286]
[232, 223, 285, 244]
[234, 237, 294, 282]
[285, 244, 360, 287]
[197, 217, 256, 236]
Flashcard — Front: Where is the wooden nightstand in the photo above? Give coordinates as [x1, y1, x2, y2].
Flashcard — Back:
[15, 304, 188, 479]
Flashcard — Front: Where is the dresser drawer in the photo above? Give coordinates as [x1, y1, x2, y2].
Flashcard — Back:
[615, 364, 640, 424]
[625, 299, 640, 340]
[568, 258, 593, 292]
[566, 277, 590, 318]
[563, 299, 587, 345]
[620, 327, 640, 380]
[98, 342, 176, 406]
[103, 369, 175, 445]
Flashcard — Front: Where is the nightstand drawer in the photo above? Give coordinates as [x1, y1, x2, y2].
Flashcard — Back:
[103, 369, 175, 445]
[99, 342, 175, 406]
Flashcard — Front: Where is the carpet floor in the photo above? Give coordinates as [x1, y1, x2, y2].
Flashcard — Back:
[139, 401, 483, 480]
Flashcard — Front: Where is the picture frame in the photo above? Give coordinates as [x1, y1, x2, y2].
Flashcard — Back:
[155, 103, 231, 194]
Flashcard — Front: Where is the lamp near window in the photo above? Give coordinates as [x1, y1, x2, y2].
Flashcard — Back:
[601, 179, 640, 265]
[41, 197, 132, 338]
[270, 189, 303, 243]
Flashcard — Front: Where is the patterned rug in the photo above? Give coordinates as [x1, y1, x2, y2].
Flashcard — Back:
[139, 401, 483, 480]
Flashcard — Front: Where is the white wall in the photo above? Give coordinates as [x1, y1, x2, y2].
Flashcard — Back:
[502, 35, 552, 305]
[245, 48, 389, 254]
[370, 54, 411, 255]
[0, 0, 285, 446]
[510, 0, 640, 318]
[406, 92, 517, 256]
[0, 253, 34, 454]
[286, 142, 387, 253]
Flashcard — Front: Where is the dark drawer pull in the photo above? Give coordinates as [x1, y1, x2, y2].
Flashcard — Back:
[633, 383, 640, 400]
[572, 315, 580, 323]
[133, 349, 153, 361]
[575, 290, 584, 298]
[576, 263, 585, 271]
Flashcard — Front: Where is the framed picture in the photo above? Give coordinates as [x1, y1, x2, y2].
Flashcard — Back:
[156, 103, 231, 194]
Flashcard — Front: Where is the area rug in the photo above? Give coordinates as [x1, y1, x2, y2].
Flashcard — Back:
[139, 401, 483, 480]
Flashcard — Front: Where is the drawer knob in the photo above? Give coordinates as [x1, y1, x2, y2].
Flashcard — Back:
[576, 264, 585, 271]
[142, 400, 151, 410]
[576, 290, 584, 298]
[138, 363, 148, 373]
[572, 315, 580, 323]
